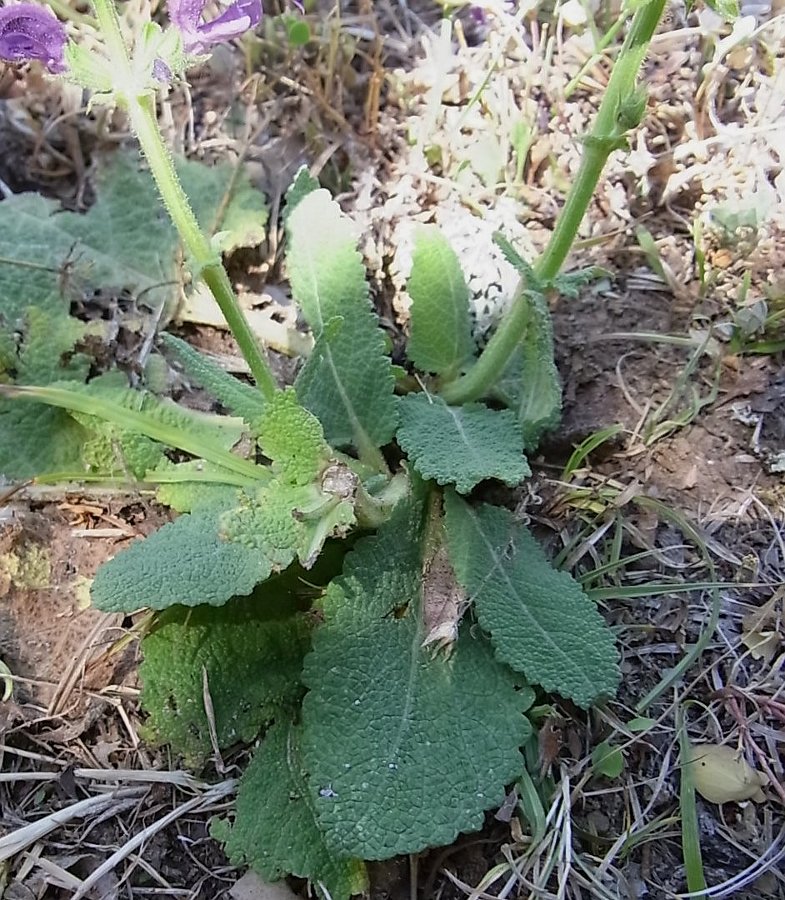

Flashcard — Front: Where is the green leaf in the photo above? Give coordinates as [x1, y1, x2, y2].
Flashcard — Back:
[287, 190, 397, 453]
[397, 393, 529, 494]
[0, 151, 268, 328]
[704, 0, 739, 19]
[91, 496, 272, 612]
[0, 401, 89, 481]
[153, 460, 258, 512]
[301, 492, 530, 859]
[160, 333, 266, 425]
[218, 721, 367, 900]
[406, 226, 474, 376]
[627, 716, 657, 733]
[0, 153, 175, 324]
[494, 291, 561, 451]
[493, 232, 539, 292]
[591, 740, 624, 778]
[284, 166, 320, 222]
[0, 309, 92, 479]
[139, 592, 310, 765]
[179, 155, 268, 255]
[444, 493, 620, 708]
[256, 388, 332, 485]
[286, 17, 311, 46]
[222, 470, 357, 571]
[0, 382, 263, 482]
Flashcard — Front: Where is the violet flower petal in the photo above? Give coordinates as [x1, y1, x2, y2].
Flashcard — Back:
[0, 2, 67, 73]
[168, 0, 262, 54]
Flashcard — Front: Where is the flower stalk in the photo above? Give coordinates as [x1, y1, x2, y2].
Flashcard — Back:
[440, 0, 668, 406]
[87, 0, 278, 398]
[127, 93, 277, 398]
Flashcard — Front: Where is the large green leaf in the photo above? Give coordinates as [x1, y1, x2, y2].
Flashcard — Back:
[216, 721, 367, 900]
[139, 592, 310, 765]
[444, 492, 620, 708]
[397, 393, 530, 493]
[0, 150, 269, 326]
[406, 226, 474, 376]
[287, 190, 397, 453]
[300, 491, 530, 859]
[91, 495, 272, 612]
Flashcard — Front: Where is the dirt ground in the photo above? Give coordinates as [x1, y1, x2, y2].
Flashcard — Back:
[1, 1, 784, 898]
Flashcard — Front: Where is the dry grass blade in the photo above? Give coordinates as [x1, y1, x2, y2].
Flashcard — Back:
[68, 778, 237, 900]
[0, 788, 145, 863]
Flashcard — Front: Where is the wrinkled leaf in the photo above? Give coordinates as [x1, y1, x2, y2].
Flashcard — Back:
[287, 190, 397, 453]
[445, 492, 620, 708]
[160, 333, 266, 425]
[301, 490, 530, 859]
[217, 721, 367, 900]
[397, 393, 529, 493]
[140, 592, 310, 765]
[91, 496, 272, 612]
[406, 226, 474, 377]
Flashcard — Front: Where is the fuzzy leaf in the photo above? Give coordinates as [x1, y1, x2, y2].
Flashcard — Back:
[0, 309, 91, 479]
[397, 393, 529, 493]
[301, 492, 530, 859]
[0, 154, 175, 325]
[495, 291, 561, 450]
[153, 460, 255, 512]
[406, 226, 474, 376]
[222, 469, 356, 571]
[160, 333, 266, 424]
[444, 493, 620, 708]
[218, 721, 367, 900]
[140, 593, 310, 765]
[91, 496, 272, 612]
[256, 388, 332, 485]
[284, 166, 320, 222]
[180, 156, 268, 255]
[0, 151, 268, 328]
[287, 190, 397, 451]
[2, 381, 262, 482]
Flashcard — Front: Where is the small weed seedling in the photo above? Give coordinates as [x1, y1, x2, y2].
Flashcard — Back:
[0, 0, 678, 895]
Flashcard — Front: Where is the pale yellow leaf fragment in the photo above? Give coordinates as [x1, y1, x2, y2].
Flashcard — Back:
[741, 589, 783, 663]
[687, 743, 767, 804]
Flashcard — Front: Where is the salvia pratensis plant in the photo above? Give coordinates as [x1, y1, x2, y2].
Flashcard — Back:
[0, 0, 672, 895]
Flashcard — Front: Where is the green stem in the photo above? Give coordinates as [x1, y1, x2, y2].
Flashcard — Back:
[90, 0, 129, 69]
[128, 96, 278, 399]
[90, 0, 277, 399]
[440, 0, 667, 406]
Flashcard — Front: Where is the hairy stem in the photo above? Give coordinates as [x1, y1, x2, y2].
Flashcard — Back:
[440, 0, 667, 406]
[90, 0, 277, 398]
[129, 96, 277, 399]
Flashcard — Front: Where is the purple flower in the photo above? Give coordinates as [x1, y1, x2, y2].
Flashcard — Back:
[168, 0, 262, 55]
[0, 2, 67, 73]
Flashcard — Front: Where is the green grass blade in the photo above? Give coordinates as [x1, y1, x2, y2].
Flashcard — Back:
[678, 712, 707, 897]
